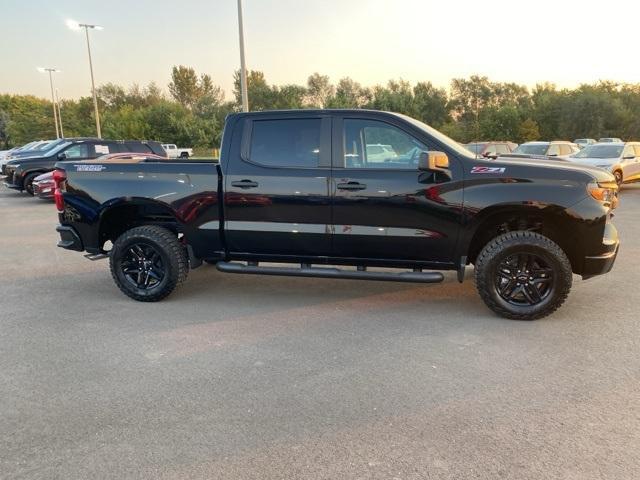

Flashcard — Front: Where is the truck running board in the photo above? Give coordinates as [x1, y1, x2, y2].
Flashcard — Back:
[215, 261, 444, 284]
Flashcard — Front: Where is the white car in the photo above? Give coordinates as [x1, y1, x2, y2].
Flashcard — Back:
[567, 142, 640, 186]
[509, 141, 580, 159]
[365, 144, 397, 163]
[162, 143, 193, 159]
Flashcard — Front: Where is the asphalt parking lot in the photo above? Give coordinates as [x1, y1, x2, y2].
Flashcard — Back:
[1, 185, 639, 480]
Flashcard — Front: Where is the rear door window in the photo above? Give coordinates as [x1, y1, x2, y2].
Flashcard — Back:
[249, 118, 321, 168]
[125, 142, 153, 154]
[63, 143, 90, 159]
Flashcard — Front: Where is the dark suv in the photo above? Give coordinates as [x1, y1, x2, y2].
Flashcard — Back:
[3, 138, 165, 195]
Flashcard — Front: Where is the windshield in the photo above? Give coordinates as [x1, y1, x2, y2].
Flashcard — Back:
[398, 114, 476, 158]
[572, 144, 623, 159]
[464, 143, 488, 154]
[513, 144, 549, 155]
[45, 141, 72, 156]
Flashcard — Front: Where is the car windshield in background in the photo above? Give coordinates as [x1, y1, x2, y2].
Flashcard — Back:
[513, 144, 548, 155]
[46, 141, 72, 156]
[465, 143, 487, 154]
[573, 144, 623, 159]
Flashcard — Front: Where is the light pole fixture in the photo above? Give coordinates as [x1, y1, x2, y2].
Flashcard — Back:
[67, 19, 103, 138]
[55, 89, 64, 138]
[37, 67, 61, 138]
[237, 0, 249, 112]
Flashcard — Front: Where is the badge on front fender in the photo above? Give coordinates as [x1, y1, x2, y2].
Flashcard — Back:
[471, 166, 506, 174]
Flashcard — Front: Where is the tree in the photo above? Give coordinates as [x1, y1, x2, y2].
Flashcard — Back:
[0, 110, 9, 148]
[305, 73, 334, 108]
[518, 118, 540, 142]
[168, 65, 219, 110]
[328, 77, 370, 108]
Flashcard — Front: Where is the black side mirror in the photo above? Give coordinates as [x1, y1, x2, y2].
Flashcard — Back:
[418, 151, 450, 173]
[57, 152, 67, 160]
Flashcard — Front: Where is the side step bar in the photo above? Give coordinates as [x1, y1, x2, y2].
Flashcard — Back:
[216, 261, 444, 284]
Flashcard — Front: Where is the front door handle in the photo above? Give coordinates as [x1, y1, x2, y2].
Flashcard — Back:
[337, 182, 367, 191]
[231, 179, 259, 189]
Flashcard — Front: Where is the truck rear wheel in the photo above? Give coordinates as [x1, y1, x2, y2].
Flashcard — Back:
[474, 231, 572, 320]
[109, 226, 188, 302]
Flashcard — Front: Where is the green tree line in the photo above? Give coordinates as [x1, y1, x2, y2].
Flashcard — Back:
[2, 66, 640, 149]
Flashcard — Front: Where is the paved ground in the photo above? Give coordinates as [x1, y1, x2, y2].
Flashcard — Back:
[1, 184, 639, 480]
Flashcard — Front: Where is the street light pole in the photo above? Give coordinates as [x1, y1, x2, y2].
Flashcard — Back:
[39, 68, 60, 138]
[67, 20, 103, 138]
[56, 89, 64, 138]
[82, 24, 101, 138]
[237, 0, 249, 112]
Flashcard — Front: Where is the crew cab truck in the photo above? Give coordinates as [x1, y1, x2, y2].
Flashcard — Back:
[54, 110, 620, 320]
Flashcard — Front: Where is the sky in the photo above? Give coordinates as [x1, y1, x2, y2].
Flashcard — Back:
[1, 0, 639, 101]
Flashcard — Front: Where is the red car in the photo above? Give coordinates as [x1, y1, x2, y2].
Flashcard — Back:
[33, 152, 168, 201]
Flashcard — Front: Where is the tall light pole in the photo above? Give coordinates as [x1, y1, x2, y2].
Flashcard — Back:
[56, 89, 64, 138]
[38, 67, 60, 138]
[67, 19, 103, 138]
[237, 0, 249, 112]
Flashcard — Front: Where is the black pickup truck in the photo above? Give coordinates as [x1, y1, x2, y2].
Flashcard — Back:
[53, 110, 619, 320]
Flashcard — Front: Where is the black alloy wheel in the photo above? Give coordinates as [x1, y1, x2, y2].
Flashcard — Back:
[495, 253, 554, 306]
[121, 242, 166, 290]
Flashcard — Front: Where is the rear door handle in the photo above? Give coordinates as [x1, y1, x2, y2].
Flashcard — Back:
[231, 179, 259, 189]
[337, 182, 367, 191]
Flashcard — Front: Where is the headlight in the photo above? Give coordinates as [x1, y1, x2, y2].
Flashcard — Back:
[588, 182, 618, 209]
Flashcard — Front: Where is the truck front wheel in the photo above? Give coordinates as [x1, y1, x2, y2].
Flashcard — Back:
[109, 226, 188, 302]
[474, 231, 572, 320]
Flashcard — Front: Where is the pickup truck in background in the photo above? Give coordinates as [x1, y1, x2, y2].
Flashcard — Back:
[54, 109, 620, 320]
[162, 144, 193, 159]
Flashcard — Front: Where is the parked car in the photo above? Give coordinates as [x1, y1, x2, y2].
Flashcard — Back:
[162, 144, 193, 159]
[574, 138, 597, 148]
[566, 142, 640, 186]
[3, 138, 166, 195]
[508, 141, 580, 159]
[33, 152, 168, 200]
[464, 141, 518, 158]
[0, 140, 57, 169]
[54, 109, 619, 320]
[598, 137, 623, 143]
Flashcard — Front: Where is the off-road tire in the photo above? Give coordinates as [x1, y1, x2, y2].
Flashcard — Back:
[109, 225, 188, 302]
[475, 231, 572, 320]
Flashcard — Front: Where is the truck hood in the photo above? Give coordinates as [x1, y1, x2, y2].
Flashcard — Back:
[495, 156, 615, 183]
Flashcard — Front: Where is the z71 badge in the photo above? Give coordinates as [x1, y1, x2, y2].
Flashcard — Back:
[74, 164, 106, 172]
[471, 166, 506, 174]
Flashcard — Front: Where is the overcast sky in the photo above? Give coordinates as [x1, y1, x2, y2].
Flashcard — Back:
[2, 0, 638, 101]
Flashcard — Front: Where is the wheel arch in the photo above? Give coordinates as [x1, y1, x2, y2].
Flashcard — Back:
[98, 198, 183, 251]
[461, 204, 584, 272]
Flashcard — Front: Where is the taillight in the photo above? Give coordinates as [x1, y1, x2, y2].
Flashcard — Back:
[53, 169, 66, 213]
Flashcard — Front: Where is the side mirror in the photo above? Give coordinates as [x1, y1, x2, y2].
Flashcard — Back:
[483, 151, 498, 159]
[623, 155, 635, 160]
[57, 152, 67, 160]
[418, 151, 450, 172]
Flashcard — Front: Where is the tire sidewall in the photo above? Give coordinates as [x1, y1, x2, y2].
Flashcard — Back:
[23, 172, 38, 195]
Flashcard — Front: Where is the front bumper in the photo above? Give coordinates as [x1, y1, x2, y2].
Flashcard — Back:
[56, 225, 84, 251]
[582, 222, 619, 278]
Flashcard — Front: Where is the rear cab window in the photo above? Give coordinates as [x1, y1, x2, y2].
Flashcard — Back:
[248, 118, 322, 168]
